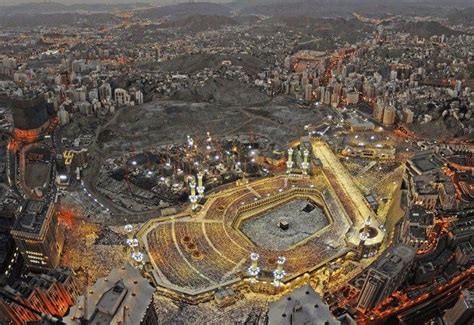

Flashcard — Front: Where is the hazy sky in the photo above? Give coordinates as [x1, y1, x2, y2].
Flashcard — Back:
[0, 0, 231, 5]
[1, 0, 472, 7]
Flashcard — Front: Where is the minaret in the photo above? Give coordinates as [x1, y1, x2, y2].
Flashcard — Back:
[301, 149, 310, 175]
[247, 253, 261, 283]
[273, 256, 287, 287]
[286, 148, 294, 174]
[358, 216, 372, 258]
[189, 178, 198, 211]
[196, 172, 205, 198]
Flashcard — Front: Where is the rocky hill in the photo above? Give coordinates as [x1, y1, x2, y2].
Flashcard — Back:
[395, 21, 464, 38]
[158, 15, 239, 32]
[137, 2, 232, 20]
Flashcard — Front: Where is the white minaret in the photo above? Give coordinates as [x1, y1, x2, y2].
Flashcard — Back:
[247, 253, 261, 283]
[273, 256, 287, 287]
[286, 148, 294, 174]
[301, 149, 310, 175]
[196, 172, 205, 198]
[189, 179, 198, 211]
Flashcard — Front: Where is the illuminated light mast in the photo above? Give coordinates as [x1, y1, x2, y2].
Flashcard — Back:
[247, 253, 261, 283]
[186, 135, 194, 148]
[196, 172, 205, 198]
[286, 148, 294, 174]
[273, 256, 287, 287]
[124, 224, 144, 267]
[301, 149, 310, 175]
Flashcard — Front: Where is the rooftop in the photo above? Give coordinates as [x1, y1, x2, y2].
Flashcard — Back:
[372, 244, 416, 277]
[64, 264, 155, 324]
[408, 206, 434, 226]
[409, 153, 443, 174]
[12, 200, 51, 236]
[268, 284, 340, 325]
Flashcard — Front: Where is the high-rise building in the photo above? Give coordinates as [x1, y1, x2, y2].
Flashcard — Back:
[373, 99, 384, 122]
[57, 106, 70, 126]
[455, 80, 462, 92]
[130, 88, 144, 105]
[346, 91, 359, 105]
[401, 108, 414, 124]
[64, 264, 157, 324]
[454, 242, 474, 265]
[72, 86, 87, 103]
[304, 84, 313, 101]
[0, 267, 78, 325]
[357, 244, 416, 312]
[382, 105, 396, 126]
[114, 88, 131, 107]
[390, 70, 398, 81]
[444, 289, 473, 325]
[98, 82, 112, 101]
[10, 200, 64, 272]
[11, 94, 51, 133]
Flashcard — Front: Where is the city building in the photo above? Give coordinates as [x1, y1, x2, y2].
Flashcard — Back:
[11, 94, 52, 141]
[443, 289, 473, 325]
[98, 83, 112, 101]
[454, 242, 474, 266]
[57, 106, 70, 126]
[373, 99, 385, 122]
[64, 264, 157, 324]
[448, 216, 474, 247]
[401, 108, 414, 124]
[0, 267, 78, 325]
[406, 151, 444, 177]
[114, 88, 131, 107]
[268, 284, 340, 325]
[346, 118, 375, 132]
[357, 244, 416, 312]
[402, 205, 434, 249]
[10, 200, 64, 272]
[382, 105, 396, 126]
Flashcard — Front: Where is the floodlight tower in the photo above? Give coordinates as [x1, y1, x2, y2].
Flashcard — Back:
[273, 256, 287, 287]
[131, 251, 144, 264]
[286, 148, 294, 174]
[301, 149, 310, 175]
[247, 253, 261, 283]
[196, 171, 205, 198]
[124, 224, 144, 268]
[186, 135, 194, 150]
